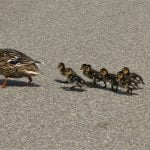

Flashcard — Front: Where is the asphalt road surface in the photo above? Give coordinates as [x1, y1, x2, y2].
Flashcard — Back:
[0, 0, 150, 150]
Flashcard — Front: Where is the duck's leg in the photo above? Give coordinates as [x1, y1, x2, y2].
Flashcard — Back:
[0, 78, 8, 88]
[26, 76, 32, 86]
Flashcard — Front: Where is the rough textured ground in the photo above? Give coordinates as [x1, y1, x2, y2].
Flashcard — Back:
[0, 0, 150, 150]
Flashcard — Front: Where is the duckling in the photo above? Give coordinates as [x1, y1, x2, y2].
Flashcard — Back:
[121, 67, 144, 85]
[80, 64, 102, 85]
[117, 71, 138, 94]
[57, 62, 66, 76]
[100, 68, 118, 91]
[64, 68, 85, 90]
[0, 48, 41, 88]
[57, 62, 77, 83]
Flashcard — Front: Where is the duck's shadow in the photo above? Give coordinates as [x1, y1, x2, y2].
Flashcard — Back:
[0, 79, 40, 87]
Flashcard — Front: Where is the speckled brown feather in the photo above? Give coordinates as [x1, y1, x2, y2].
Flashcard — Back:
[0, 49, 40, 87]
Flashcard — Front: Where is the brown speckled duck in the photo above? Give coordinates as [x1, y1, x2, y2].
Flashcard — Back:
[0, 48, 40, 88]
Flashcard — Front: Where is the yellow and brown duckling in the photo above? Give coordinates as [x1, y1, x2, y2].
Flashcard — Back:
[57, 62, 66, 76]
[100, 68, 118, 91]
[80, 64, 102, 85]
[0, 48, 41, 88]
[57, 62, 74, 83]
[117, 71, 138, 94]
[64, 68, 85, 90]
[121, 67, 145, 85]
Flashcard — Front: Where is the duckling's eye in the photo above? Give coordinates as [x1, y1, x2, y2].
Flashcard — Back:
[69, 71, 73, 74]
[100, 70, 104, 74]
[117, 74, 121, 78]
[120, 74, 123, 78]
[101, 70, 105, 74]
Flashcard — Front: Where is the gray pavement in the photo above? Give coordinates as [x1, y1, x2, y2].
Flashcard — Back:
[0, 0, 150, 149]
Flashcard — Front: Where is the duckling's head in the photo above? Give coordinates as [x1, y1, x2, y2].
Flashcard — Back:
[85, 65, 92, 72]
[57, 62, 65, 71]
[121, 67, 130, 75]
[117, 71, 124, 81]
[100, 68, 108, 76]
[80, 64, 88, 70]
[65, 68, 73, 76]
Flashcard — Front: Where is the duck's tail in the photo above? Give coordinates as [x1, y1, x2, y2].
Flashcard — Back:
[34, 60, 41, 64]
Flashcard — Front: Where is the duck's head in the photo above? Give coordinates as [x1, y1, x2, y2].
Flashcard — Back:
[57, 62, 65, 71]
[117, 71, 124, 81]
[121, 67, 130, 75]
[100, 68, 108, 76]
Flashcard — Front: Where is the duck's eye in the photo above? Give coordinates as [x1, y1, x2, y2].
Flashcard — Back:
[8, 59, 20, 65]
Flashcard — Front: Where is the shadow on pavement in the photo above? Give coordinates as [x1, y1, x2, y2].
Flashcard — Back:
[60, 86, 86, 92]
[0, 79, 40, 87]
[56, 80, 138, 95]
[54, 79, 68, 84]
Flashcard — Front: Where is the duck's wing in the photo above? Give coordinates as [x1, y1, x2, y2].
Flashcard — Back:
[0, 49, 41, 65]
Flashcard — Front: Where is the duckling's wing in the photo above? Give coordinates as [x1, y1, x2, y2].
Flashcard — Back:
[91, 72, 102, 81]
[72, 74, 85, 84]
[0, 49, 40, 65]
[124, 79, 138, 90]
[130, 73, 144, 84]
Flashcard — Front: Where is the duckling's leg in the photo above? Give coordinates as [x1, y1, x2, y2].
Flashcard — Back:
[127, 88, 130, 94]
[26, 76, 32, 86]
[0, 78, 8, 88]
[77, 83, 82, 90]
[116, 84, 118, 92]
[93, 78, 96, 85]
[113, 81, 118, 92]
[103, 80, 107, 88]
[111, 83, 114, 91]
[127, 88, 132, 95]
